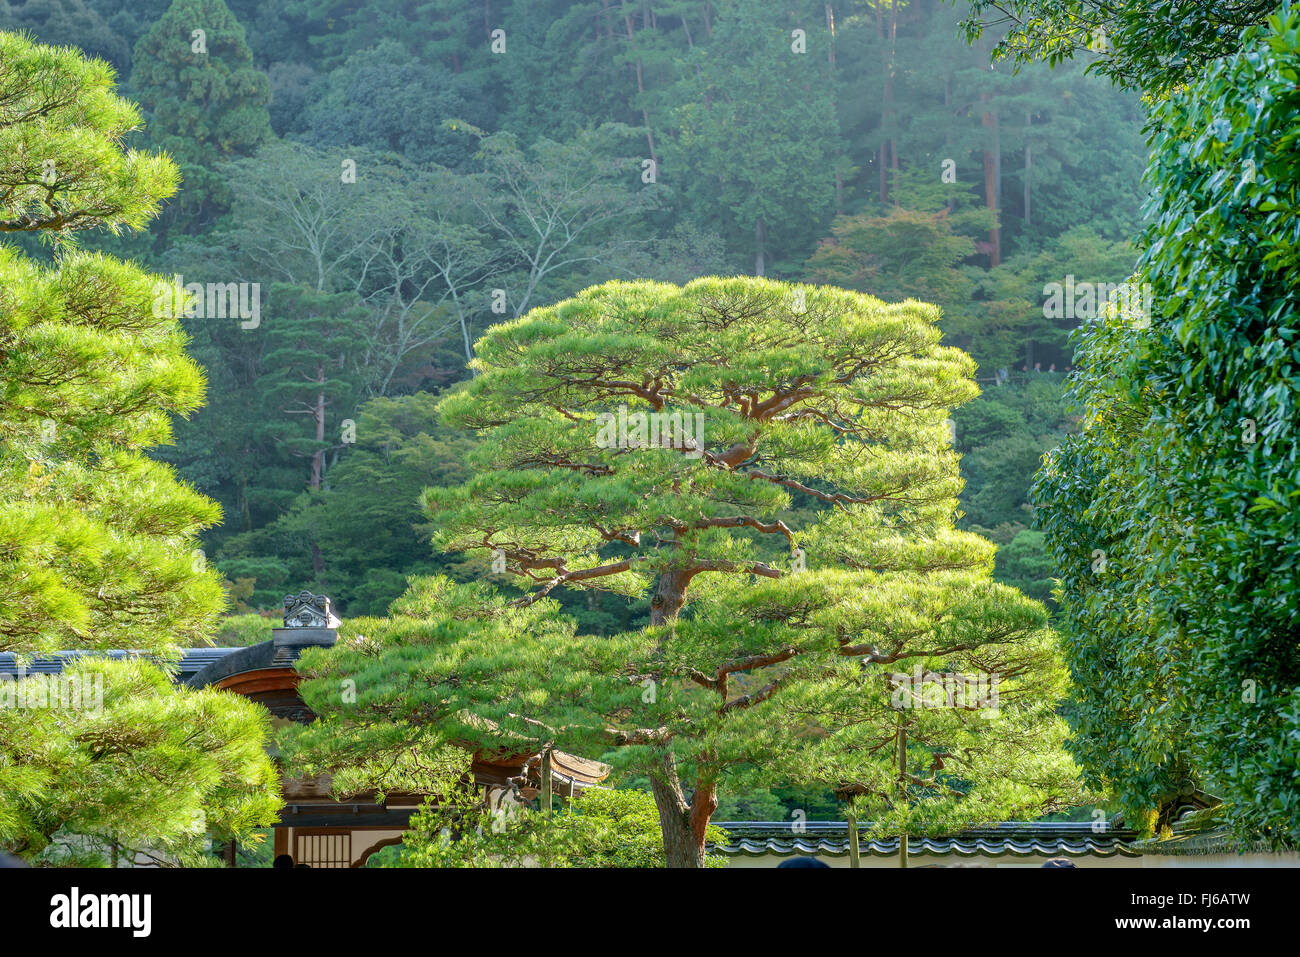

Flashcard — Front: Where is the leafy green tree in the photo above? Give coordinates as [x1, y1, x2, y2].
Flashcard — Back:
[302, 39, 494, 168]
[1033, 5, 1300, 844]
[201, 143, 495, 381]
[960, 0, 1275, 96]
[954, 378, 1075, 602]
[85, 0, 172, 65]
[291, 277, 1078, 867]
[805, 204, 981, 311]
[160, 145, 496, 562]
[469, 124, 665, 317]
[994, 528, 1055, 606]
[0, 657, 280, 864]
[958, 227, 1139, 372]
[129, 0, 271, 226]
[208, 141, 385, 294]
[0, 30, 224, 654]
[212, 611, 274, 646]
[805, 169, 993, 343]
[274, 0, 487, 72]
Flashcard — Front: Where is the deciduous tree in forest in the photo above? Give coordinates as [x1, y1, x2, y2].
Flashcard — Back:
[960, 0, 1276, 96]
[469, 124, 664, 318]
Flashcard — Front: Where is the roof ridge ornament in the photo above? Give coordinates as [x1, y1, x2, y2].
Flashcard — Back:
[282, 591, 341, 629]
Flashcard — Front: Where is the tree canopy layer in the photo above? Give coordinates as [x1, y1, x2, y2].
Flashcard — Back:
[128, 0, 271, 225]
[16, 1, 1148, 621]
[430, 277, 979, 616]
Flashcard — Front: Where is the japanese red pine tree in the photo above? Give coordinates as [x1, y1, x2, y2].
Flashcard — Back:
[292, 277, 1079, 867]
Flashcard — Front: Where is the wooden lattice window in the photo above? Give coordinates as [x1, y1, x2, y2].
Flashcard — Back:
[294, 830, 352, 868]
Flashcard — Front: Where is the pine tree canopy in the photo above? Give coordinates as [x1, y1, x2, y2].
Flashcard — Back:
[0, 30, 225, 654]
[429, 276, 984, 613]
[0, 656, 280, 864]
[0, 32, 177, 234]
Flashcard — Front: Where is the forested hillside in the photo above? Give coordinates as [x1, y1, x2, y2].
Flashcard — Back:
[2, 0, 1148, 624]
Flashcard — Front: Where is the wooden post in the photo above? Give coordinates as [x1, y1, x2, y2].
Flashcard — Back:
[897, 715, 909, 869]
[846, 797, 861, 869]
[540, 747, 553, 818]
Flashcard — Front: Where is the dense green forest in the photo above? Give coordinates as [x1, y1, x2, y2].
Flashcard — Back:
[5, 0, 1299, 875]
[1, 0, 1147, 628]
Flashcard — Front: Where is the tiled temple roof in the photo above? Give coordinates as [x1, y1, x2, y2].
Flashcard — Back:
[710, 820, 1141, 858]
[0, 648, 237, 683]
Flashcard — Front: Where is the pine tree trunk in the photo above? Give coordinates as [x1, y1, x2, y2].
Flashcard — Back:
[623, 14, 658, 165]
[649, 754, 717, 868]
[982, 93, 1001, 266]
[238, 474, 252, 532]
[826, 3, 836, 65]
[754, 217, 766, 277]
[1024, 111, 1032, 226]
[310, 363, 326, 491]
[650, 568, 692, 625]
[879, 142, 888, 205]
[944, 75, 955, 212]
[846, 796, 861, 868]
[827, 4, 842, 214]
[897, 715, 909, 868]
[651, 776, 702, 868]
[878, 0, 896, 205]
